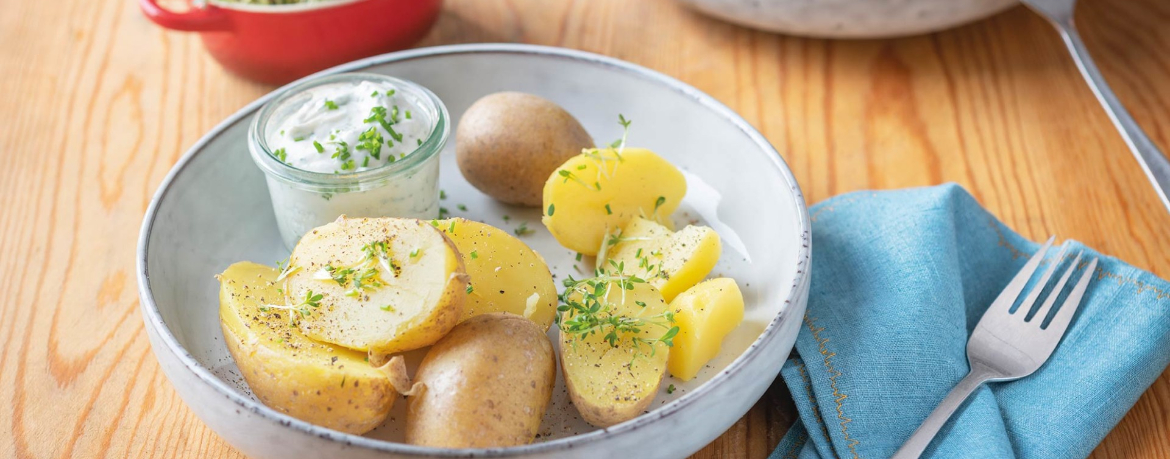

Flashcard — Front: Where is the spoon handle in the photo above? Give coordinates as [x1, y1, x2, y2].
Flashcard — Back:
[1052, 19, 1170, 213]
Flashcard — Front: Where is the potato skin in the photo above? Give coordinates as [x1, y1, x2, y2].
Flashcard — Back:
[406, 313, 556, 447]
[456, 92, 593, 206]
[219, 262, 398, 434]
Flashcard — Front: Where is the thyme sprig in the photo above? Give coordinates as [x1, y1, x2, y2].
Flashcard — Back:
[261, 290, 324, 325]
[309, 239, 400, 298]
[555, 266, 678, 361]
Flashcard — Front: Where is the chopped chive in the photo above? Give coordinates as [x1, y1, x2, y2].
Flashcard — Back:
[324, 100, 339, 110]
[440, 190, 447, 200]
[405, 110, 412, 119]
[457, 204, 468, 212]
[547, 203, 555, 216]
[380, 304, 395, 311]
[666, 384, 675, 394]
[466, 284, 474, 294]
[470, 250, 478, 259]
[575, 253, 583, 262]
[273, 148, 287, 163]
[313, 141, 325, 153]
[654, 196, 666, 212]
[604, 204, 612, 215]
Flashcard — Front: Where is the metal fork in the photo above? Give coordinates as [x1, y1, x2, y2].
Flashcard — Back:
[892, 237, 1098, 459]
[1020, 0, 1170, 213]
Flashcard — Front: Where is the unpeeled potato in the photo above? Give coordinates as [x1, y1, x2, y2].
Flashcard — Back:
[407, 313, 556, 447]
[218, 262, 412, 434]
[456, 92, 594, 206]
[437, 218, 558, 329]
[542, 147, 686, 255]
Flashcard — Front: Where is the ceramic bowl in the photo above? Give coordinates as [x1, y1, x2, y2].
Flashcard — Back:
[677, 0, 1016, 38]
[137, 43, 811, 458]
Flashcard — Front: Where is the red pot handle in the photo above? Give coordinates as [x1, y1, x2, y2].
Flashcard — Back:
[139, 0, 231, 32]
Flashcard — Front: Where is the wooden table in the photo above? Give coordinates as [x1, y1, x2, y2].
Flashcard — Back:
[2, 0, 1169, 457]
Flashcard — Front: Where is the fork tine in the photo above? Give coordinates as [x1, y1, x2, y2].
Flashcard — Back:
[1043, 257, 1098, 334]
[1018, 243, 1070, 318]
[1032, 253, 1081, 324]
[988, 236, 1055, 313]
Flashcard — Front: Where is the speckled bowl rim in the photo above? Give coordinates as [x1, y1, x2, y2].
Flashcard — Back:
[137, 43, 812, 457]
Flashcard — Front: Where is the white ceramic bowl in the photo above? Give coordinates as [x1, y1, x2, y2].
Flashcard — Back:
[677, 0, 1016, 38]
[137, 44, 810, 459]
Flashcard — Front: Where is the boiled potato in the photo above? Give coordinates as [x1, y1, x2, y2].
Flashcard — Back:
[284, 217, 468, 356]
[667, 278, 744, 381]
[542, 148, 686, 256]
[437, 218, 558, 329]
[218, 262, 412, 434]
[559, 279, 673, 427]
[604, 217, 721, 302]
[407, 313, 556, 447]
[457, 92, 594, 206]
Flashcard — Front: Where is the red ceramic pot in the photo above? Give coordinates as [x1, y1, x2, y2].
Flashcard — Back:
[139, 0, 442, 85]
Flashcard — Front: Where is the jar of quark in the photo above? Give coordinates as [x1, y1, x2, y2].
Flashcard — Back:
[249, 72, 448, 249]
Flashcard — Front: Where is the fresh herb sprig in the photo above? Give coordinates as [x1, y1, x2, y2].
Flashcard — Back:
[555, 267, 678, 361]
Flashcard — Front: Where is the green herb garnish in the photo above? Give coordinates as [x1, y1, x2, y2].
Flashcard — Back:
[555, 271, 677, 360]
[514, 222, 533, 237]
[355, 126, 384, 160]
[324, 99, 339, 110]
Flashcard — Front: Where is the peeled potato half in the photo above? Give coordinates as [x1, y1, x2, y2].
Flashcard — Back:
[604, 217, 721, 302]
[542, 147, 686, 256]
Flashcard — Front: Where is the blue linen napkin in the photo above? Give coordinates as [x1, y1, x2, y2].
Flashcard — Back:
[770, 184, 1170, 459]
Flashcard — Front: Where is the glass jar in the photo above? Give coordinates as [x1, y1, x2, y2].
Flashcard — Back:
[248, 73, 448, 249]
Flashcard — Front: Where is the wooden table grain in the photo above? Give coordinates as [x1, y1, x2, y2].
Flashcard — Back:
[2, 0, 1169, 457]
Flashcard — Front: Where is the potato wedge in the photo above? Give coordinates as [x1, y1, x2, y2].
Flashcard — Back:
[218, 261, 408, 434]
[542, 147, 686, 256]
[285, 217, 468, 356]
[407, 313, 556, 447]
[667, 278, 744, 381]
[604, 217, 721, 302]
[435, 218, 558, 329]
[559, 279, 673, 427]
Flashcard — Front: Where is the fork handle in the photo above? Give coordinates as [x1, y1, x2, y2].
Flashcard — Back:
[891, 364, 995, 459]
[1050, 20, 1170, 213]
